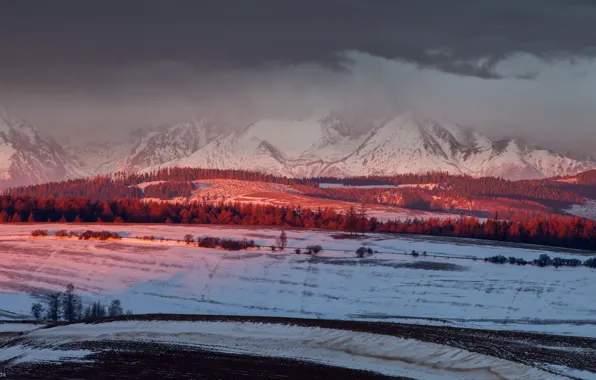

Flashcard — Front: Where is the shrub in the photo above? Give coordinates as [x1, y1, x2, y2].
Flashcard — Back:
[30, 229, 48, 237]
[533, 254, 552, 267]
[484, 255, 507, 264]
[584, 258, 596, 268]
[55, 229, 68, 238]
[356, 247, 374, 258]
[196, 236, 257, 251]
[516, 258, 528, 266]
[306, 244, 323, 254]
[198, 236, 218, 248]
[552, 257, 582, 268]
[356, 247, 367, 258]
[183, 234, 194, 244]
[78, 230, 121, 241]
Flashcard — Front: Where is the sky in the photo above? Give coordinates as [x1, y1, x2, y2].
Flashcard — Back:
[0, 1, 595, 153]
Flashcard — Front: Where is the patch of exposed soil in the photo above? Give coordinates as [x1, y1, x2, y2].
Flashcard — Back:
[6, 314, 594, 378]
[3, 340, 402, 380]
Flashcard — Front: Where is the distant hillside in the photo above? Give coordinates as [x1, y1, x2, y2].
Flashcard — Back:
[7, 167, 596, 220]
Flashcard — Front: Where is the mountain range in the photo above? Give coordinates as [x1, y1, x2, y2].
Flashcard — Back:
[1, 110, 594, 187]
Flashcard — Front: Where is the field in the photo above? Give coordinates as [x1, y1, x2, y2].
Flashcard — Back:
[138, 179, 451, 221]
[5, 315, 596, 380]
[1, 224, 596, 379]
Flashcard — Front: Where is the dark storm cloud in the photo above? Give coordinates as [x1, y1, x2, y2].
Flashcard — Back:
[1, 0, 596, 80]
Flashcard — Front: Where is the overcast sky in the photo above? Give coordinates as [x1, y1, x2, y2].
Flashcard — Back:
[0, 1, 595, 153]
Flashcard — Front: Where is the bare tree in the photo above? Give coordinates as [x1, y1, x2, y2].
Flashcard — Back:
[343, 206, 358, 235]
[183, 234, 194, 245]
[31, 303, 44, 319]
[44, 292, 62, 321]
[62, 283, 82, 322]
[108, 299, 123, 317]
[88, 301, 107, 318]
[358, 202, 368, 236]
[276, 230, 288, 250]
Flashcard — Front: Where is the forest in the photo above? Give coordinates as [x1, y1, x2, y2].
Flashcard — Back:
[6, 168, 595, 219]
[1, 194, 595, 251]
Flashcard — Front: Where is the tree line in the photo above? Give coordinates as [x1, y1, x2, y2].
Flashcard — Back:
[7, 167, 594, 210]
[31, 283, 131, 322]
[485, 253, 594, 269]
[2, 195, 596, 250]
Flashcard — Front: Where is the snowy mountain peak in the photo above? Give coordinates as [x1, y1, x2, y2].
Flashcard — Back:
[0, 113, 88, 187]
[147, 113, 595, 180]
[2, 110, 595, 186]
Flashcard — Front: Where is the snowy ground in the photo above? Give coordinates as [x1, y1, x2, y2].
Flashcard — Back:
[135, 178, 450, 221]
[0, 224, 595, 338]
[0, 319, 572, 380]
[319, 183, 437, 190]
[566, 199, 596, 220]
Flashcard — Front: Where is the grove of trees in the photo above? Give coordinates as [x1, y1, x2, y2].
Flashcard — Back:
[31, 283, 131, 322]
[2, 194, 596, 250]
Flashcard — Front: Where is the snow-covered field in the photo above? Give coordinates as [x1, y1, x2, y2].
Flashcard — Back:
[134, 178, 450, 221]
[1, 224, 595, 338]
[0, 320, 568, 380]
[566, 199, 596, 220]
[319, 183, 437, 189]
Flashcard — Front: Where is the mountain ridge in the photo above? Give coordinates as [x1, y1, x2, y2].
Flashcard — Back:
[0, 110, 594, 186]
[147, 111, 592, 180]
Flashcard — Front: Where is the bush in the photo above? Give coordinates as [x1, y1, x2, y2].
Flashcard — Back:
[356, 247, 367, 258]
[196, 236, 257, 251]
[515, 258, 528, 266]
[55, 229, 68, 238]
[78, 230, 121, 241]
[356, 246, 374, 258]
[306, 244, 323, 254]
[183, 234, 194, 244]
[533, 254, 552, 267]
[552, 257, 582, 268]
[220, 238, 256, 251]
[30, 229, 48, 237]
[485, 253, 582, 268]
[484, 255, 508, 264]
[584, 258, 596, 268]
[197, 236, 218, 248]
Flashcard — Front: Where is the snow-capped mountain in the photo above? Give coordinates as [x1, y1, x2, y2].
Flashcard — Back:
[68, 119, 221, 175]
[0, 112, 88, 187]
[147, 112, 595, 180]
[158, 112, 372, 177]
[2, 109, 594, 187]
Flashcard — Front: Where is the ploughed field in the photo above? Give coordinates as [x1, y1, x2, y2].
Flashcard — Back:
[1, 224, 596, 379]
[2, 316, 596, 379]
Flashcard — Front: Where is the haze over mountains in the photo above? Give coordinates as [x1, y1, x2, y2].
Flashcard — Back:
[1, 109, 594, 187]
